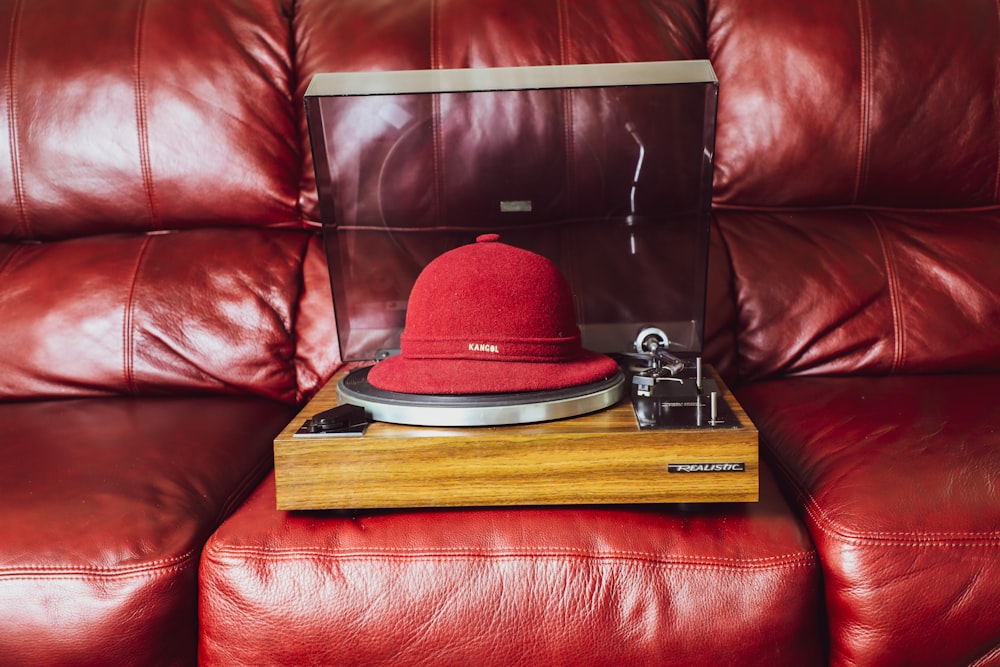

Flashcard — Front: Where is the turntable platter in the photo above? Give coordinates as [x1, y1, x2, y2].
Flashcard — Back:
[337, 365, 627, 427]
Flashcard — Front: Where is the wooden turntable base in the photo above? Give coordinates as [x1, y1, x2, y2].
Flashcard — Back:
[273, 367, 758, 510]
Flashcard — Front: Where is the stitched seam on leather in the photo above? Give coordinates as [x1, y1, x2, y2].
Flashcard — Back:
[0, 562, 194, 582]
[0, 548, 197, 579]
[122, 235, 152, 393]
[216, 557, 818, 576]
[853, 0, 871, 203]
[556, 0, 569, 64]
[206, 545, 817, 570]
[870, 215, 905, 371]
[429, 0, 444, 226]
[559, 0, 575, 215]
[563, 89, 575, 216]
[561, 0, 574, 218]
[431, 94, 444, 225]
[429, 0, 440, 70]
[764, 440, 1000, 545]
[133, 0, 159, 227]
[802, 499, 1000, 546]
[5, 0, 27, 238]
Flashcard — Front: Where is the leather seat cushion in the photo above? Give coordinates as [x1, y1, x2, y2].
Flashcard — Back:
[200, 464, 826, 666]
[738, 375, 1000, 666]
[0, 396, 294, 666]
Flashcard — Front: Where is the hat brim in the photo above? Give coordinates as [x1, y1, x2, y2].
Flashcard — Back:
[366, 349, 621, 395]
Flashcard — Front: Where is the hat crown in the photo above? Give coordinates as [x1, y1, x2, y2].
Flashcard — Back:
[400, 234, 581, 361]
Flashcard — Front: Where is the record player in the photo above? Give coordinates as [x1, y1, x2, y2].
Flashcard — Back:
[274, 60, 758, 510]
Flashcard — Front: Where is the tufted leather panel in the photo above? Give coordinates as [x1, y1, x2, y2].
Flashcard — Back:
[294, 0, 708, 223]
[715, 209, 1000, 381]
[0, 395, 295, 667]
[0, 0, 299, 241]
[0, 228, 317, 403]
[738, 375, 1000, 667]
[199, 465, 826, 666]
[707, 0, 1000, 208]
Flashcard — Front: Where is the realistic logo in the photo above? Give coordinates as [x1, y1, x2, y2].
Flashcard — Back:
[668, 463, 746, 473]
[468, 343, 500, 354]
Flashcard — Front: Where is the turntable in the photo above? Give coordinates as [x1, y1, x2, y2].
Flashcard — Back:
[273, 60, 758, 510]
[273, 337, 757, 510]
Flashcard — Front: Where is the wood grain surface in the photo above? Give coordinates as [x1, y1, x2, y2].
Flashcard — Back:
[274, 367, 758, 509]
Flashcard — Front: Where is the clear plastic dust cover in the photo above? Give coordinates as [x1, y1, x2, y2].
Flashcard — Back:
[305, 60, 718, 362]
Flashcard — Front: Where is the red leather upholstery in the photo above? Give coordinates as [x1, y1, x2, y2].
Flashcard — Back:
[0, 229, 317, 403]
[2, 0, 997, 662]
[0, 0, 300, 241]
[200, 466, 824, 666]
[706, 0, 1000, 664]
[737, 376, 1000, 666]
[0, 0, 335, 663]
[292, 234, 343, 399]
[713, 209, 1000, 382]
[708, 0, 1000, 208]
[0, 396, 294, 666]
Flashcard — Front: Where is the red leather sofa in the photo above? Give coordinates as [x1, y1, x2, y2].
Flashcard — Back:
[1, 0, 997, 665]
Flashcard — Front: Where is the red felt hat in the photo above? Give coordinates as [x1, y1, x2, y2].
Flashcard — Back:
[366, 233, 619, 395]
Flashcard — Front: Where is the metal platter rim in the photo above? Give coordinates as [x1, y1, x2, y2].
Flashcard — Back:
[337, 366, 627, 427]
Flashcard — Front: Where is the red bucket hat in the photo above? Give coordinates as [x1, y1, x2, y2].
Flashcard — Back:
[366, 234, 620, 395]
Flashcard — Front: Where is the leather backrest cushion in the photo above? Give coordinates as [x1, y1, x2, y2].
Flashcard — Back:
[294, 0, 708, 223]
[0, 0, 299, 241]
[708, 0, 1000, 208]
[290, 234, 343, 401]
[0, 229, 310, 402]
[718, 209, 1000, 380]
